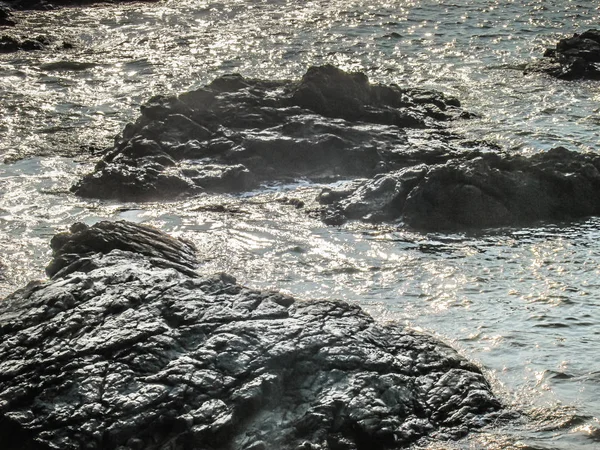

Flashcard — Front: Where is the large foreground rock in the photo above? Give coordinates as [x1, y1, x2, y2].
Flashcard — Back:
[0, 221, 505, 449]
[319, 146, 600, 230]
[72, 65, 474, 201]
[525, 29, 600, 80]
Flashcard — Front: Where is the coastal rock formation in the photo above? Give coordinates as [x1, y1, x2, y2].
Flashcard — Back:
[0, 6, 16, 26]
[319, 146, 600, 230]
[526, 29, 600, 80]
[0, 34, 51, 53]
[72, 65, 471, 201]
[0, 221, 505, 450]
[71, 66, 600, 230]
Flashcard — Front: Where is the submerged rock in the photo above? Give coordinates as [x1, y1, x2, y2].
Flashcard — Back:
[319, 146, 600, 230]
[72, 65, 472, 201]
[526, 29, 600, 80]
[0, 221, 505, 449]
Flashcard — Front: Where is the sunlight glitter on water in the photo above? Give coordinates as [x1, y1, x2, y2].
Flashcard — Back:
[1, 0, 600, 448]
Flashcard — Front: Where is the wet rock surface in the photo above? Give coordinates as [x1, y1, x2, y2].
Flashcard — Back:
[0, 34, 51, 52]
[0, 220, 505, 450]
[0, 6, 16, 26]
[72, 65, 472, 201]
[71, 65, 600, 231]
[526, 29, 600, 80]
[319, 146, 600, 230]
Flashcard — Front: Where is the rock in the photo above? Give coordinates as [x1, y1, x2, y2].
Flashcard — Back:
[72, 65, 473, 201]
[319, 146, 600, 230]
[0, 221, 507, 449]
[0, 34, 51, 53]
[525, 29, 600, 80]
[0, 6, 16, 26]
[45, 220, 199, 278]
[0, 35, 19, 52]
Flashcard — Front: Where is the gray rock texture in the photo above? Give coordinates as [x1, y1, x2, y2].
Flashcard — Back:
[70, 66, 600, 230]
[319, 146, 600, 230]
[72, 65, 474, 201]
[0, 221, 505, 449]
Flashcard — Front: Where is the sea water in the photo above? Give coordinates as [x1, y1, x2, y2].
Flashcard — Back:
[1, 1, 600, 448]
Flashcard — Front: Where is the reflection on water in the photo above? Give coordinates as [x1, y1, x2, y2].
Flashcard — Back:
[1, 0, 600, 448]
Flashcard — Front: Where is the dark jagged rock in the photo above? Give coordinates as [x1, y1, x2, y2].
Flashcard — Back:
[319, 146, 600, 230]
[72, 65, 473, 201]
[45, 220, 199, 278]
[526, 29, 600, 80]
[0, 34, 51, 53]
[0, 6, 16, 26]
[0, 221, 507, 449]
[71, 66, 600, 230]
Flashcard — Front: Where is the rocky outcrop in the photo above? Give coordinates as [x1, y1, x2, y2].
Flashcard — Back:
[0, 6, 16, 26]
[71, 66, 600, 231]
[319, 146, 600, 230]
[526, 29, 600, 80]
[72, 65, 473, 201]
[0, 34, 51, 52]
[0, 221, 506, 450]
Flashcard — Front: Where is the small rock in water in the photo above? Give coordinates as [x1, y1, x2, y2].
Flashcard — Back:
[525, 28, 600, 80]
[0, 6, 16, 26]
[0, 34, 51, 53]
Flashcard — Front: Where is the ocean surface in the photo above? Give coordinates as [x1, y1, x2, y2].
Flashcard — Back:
[1, 0, 600, 448]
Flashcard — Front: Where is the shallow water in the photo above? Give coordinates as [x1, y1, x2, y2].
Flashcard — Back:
[1, 0, 600, 448]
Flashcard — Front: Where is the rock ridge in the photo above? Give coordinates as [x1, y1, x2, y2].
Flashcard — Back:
[319, 146, 600, 230]
[71, 66, 600, 231]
